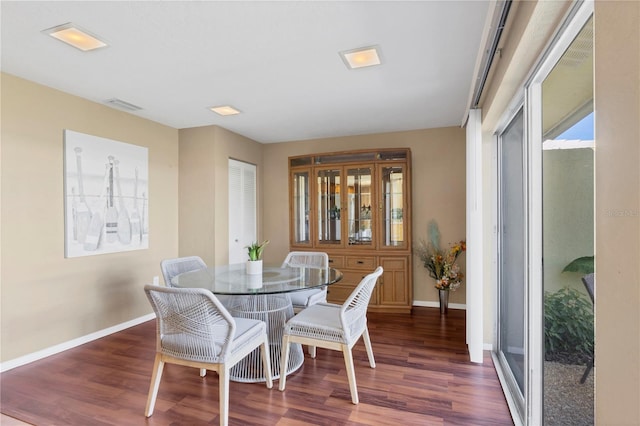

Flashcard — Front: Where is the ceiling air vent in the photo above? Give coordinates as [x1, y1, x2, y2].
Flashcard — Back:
[104, 98, 142, 112]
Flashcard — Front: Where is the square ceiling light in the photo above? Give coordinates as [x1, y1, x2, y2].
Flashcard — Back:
[43, 22, 107, 51]
[209, 105, 241, 116]
[340, 45, 382, 69]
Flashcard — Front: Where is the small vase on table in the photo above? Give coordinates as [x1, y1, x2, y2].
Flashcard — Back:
[246, 259, 263, 275]
[245, 240, 269, 275]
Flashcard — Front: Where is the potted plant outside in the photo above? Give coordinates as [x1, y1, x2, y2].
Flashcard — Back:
[562, 255, 594, 274]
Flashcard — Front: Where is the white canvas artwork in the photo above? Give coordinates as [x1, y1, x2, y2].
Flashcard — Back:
[64, 130, 149, 257]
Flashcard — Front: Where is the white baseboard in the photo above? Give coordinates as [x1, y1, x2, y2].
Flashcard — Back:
[0, 313, 155, 373]
[412, 300, 467, 310]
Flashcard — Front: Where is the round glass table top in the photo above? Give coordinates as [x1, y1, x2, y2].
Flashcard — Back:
[171, 263, 343, 295]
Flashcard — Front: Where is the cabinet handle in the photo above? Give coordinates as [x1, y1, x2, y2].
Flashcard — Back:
[357, 260, 364, 264]
[329, 259, 334, 263]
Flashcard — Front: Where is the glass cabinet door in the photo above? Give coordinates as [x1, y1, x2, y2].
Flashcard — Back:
[316, 168, 342, 246]
[291, 169, 311, 246]
[346, 167, 374, 247]
[380, 164, 406, 248]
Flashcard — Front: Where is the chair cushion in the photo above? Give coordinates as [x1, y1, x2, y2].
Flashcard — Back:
[231, 318, 267, 356]
[284, 303, 352, 344]
[161, 317, 264, 363]
[289, 288, 327, 309]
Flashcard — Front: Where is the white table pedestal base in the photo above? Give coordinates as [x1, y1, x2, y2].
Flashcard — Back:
[226, 294, 304, 382]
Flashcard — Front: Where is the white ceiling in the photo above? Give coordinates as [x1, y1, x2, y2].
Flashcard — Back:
[1, 1, 490, 143]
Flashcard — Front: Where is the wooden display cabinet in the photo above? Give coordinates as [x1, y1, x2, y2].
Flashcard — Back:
[288, 149, 412, 313]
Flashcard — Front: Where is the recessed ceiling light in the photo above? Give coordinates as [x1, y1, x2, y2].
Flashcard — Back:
[340, 45, 382, 69]
[43, 22, 107, 52]
[209, 105, 241, 116]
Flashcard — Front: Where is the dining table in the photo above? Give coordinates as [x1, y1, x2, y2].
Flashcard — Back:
[171, 263, 343, 383]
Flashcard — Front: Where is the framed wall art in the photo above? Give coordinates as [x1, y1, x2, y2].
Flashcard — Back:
[64, 130, 149, 258]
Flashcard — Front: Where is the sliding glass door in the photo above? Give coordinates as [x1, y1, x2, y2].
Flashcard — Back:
[493, 3, 594, 424]
[496, 107, 527, 422]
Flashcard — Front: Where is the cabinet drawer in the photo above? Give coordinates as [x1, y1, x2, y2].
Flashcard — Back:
[345, 256, 377, 270]
[341, 270, 372, 285]
[327, 255, 345, 268]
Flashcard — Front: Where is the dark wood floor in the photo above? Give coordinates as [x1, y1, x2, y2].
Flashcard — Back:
[1, 307, 513, 425]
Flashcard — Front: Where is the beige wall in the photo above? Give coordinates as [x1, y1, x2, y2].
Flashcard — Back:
[263, 128, 467, 305]
[594, 1, 640, 422]
[0, 73, 179, 362]
[178, 125, 263, 266]
[177, 126, 217, 264]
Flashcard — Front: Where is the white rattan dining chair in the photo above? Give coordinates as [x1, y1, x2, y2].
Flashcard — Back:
[278, 266, 383, 405]
[160, 256, 207, 287]
[160, 256, 217, 376]
[281, 251, 329, 311]
[143, 285, 272, 426]
[281, 251, 330, 357]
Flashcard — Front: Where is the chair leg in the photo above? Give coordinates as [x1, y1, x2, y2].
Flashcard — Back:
[145, 354, 165, 417]
[362, 325, 376, 368]
[261, 335, 273, 389]
[219, 367, 229, 426]
[580, 357, 594, 384]
[342, 345, 359, 405]
[279, 335, 291, 391]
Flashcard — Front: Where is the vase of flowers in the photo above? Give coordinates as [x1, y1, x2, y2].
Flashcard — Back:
[415, 222, 466, 314]
[245, 240, 269, 275]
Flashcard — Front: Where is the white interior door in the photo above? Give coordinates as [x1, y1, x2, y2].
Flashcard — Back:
[228, 159, 256, 264]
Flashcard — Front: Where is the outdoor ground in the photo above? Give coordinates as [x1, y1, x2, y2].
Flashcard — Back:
[544, 361, 594, 425]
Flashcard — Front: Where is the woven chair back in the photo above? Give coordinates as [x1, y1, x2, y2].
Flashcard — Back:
[160, 256, 207, 287]
[341, 266, 383, 341]
[144, 285, 235, 363]
[281, 251, 329, 269]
